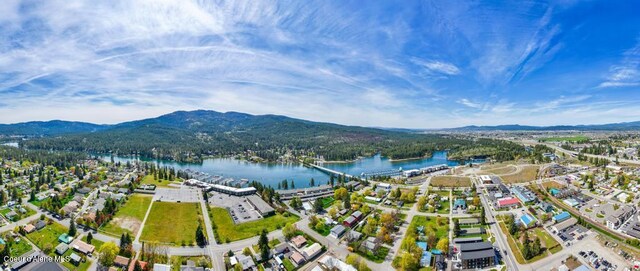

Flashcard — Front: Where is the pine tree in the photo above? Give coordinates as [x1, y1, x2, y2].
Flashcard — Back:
[196, 223, 207, 246]
[87, 232, 93, 244]
[258, 230, 269, 261]
[69, 219, 77, 236]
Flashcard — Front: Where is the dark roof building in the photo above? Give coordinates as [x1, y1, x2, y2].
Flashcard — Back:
[456, 241, 496, 270]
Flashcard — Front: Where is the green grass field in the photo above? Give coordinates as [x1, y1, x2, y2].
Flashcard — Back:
[533, 228, 560, 253]
[210, 207, 299, 242]
[82, 234, 105, 251]
[26, 221, 69, 249]
[410, 216, 449, 239]
[321, 197, 335, 208]
[140, 202, 204, 245]
[499, 165, 540, 183]
[141, 175, 179, 188]
[101, 194, 152, 236]
[540, 135, 589, 142]
[0, 235, 33, 257]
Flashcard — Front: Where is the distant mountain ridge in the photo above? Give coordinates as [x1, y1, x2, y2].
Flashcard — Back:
[0, 120, 109, 136]
[442, 121, 640, 131]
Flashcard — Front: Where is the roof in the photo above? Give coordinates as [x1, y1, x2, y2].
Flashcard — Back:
[351, 211, 362, 218]
[55, 243, 69, 254]
[23, 224, 35, 232]
[114, 255, 130, 266]
[331, 225, 346, 234]
[574, 265, 591, 271]
[553, 217, 577, 232]
[70, 239, 95, 254]
[70, 253, 82, 262]
[343, 216, 357, 225]
[302, 243, 322, 258]
[520, 214, 536, 225]
[318, 255, 357, 271]
[453, 237, 483, 244]
[458, 218, 480, 224]
[290, 251, 305, 264]
[458, 241, 495, 260]
[497, 197, 520, 206]
[246, 195, 275, 215]
[291, 235, 307, 247]
[153, 263, 171, 271]
[20, 261, 66, 271]
[553, 212, 571, 221]
[459, 241, 493, 252]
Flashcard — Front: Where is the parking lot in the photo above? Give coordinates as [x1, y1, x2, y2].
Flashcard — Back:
[580, 199, 615, 224]
[207, 191, 262, 224]
[154, 187, 201, 203]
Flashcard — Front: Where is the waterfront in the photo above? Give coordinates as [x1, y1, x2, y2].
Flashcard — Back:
[101, 151, 480, 188]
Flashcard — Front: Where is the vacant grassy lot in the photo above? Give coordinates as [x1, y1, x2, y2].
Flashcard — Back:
[481, 165, 517, 175]
[101, 194, 152, 236]
[410, 216, 449, 239]
[542, 181, 566, 190]
[533, 228, 561, 254]
[210, 207, 299, 242]
[140, 202, 204, 245]
[539, 135, 589, 142]
[26, 221, 69, 249]
[141, 175, 179, 188]
[0, 234, 33, 257]
[499, 165, 540, 183]
[430, 176, 471, 187]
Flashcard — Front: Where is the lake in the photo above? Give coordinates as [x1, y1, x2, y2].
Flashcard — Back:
[100, 151, 482, 188]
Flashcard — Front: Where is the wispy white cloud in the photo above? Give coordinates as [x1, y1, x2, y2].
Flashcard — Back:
[413, 59, 460, 76]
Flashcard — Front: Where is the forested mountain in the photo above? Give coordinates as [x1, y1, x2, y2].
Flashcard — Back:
[4, 110, 530, 163]
[442, 121, 640, 131]
[0, 120, 108, 136]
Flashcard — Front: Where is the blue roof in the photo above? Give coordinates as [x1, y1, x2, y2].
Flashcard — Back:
[420, 251, 432, 267]
[430, 249, 443, 255]
[416, 241, 428, 250]
[520, 214, 536, 225]
[550, 188, 561, 195]
[553, 211, 571, 221]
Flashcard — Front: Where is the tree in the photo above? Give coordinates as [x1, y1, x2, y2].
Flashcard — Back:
[328, 207, 338, 218]
[343, 195, 351, 210]
[436, 238, 449, 253]
[282, 223, 297, 240]
[334, 187, 348, 201]
[69, 219, 77, 237]
[417, 196, 427, 211]
[314, 198, 324, 213]
[195, 223, 207, 246]
[133, 260, 142, 271]
[87, 232, 93, 245]
[258, 229, 270, 261]
[453, 220, 460, 237]
[98, 242, 119, 267]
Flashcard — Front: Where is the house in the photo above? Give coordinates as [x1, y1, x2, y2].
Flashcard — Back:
[606, 205, 636, 230]
[458, 228, 485, 236]
[363, 237, 380, 252]
[76, 187, 92, 195]
[23, 224, 36, 234]
[62, 201, 81, 215]
[58, 233, 74, 244]
[377, 183, 392, 190]
[70, 253, 82, 265]
[351, 211, 363, 220]
[55, 243, 69, 255]
[453, 198, 467, 209]
[5, 210, 17, 220]
[70, 239, 95, 255]
[35, 220, 46, 230]
[562, 198, 579, 207]
[416, 242, 432, 267]
[496, 197, 520, 209]
[456, 241, 496, 270]
[330, 225, 346, 239]
[552, 212, 571, 224]
[519, 214, 537, 228]
[343, 216, 357, 227]
[153, 264, 171, 271]
[290, 251, 306, 265]
[291, 235, 307, 248]
[551, 217, 577, 233]
[236, 254, 256, 270]
[538, 201, 554, 213]
[302, 243, 322, 259]
[114, 256, 130, 268]
[317, 255, 357, 271]
[549, 188, 561, 197]
[458, 218, 480, 225]
[273, 243, 289, 255]
[346, 230, 362, 242]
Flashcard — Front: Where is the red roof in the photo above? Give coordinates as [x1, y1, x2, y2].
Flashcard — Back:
[497, 197, 520, 207]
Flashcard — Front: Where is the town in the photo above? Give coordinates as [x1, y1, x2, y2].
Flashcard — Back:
[1, 133, 640, 271]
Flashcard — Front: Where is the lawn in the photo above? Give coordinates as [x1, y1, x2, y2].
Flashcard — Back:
[101, 194, 152, 236]
[82, 234, 105, 251]
[140, 202, 204, 246]
[539, 136, 589, 142]
[283, 257, 296, 271]
[141, 174, 179, 188]
[0, 235, 33, 257]
[26, 221, 69, 249]
[171, 256, 211, 270]
[499, 165, 540, 183]
[434, 190, 451, 214]
[532, 228, 560, 254]
[498, 222, 526, 264]
[430, 176, 471, 187]
[410, 216, 449, 239]
[210, 207, 299, 242]
[357, 246, 390, 263]
[321, 197, 335, 208]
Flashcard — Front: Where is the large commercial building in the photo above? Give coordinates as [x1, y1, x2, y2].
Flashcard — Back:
[207, 184, 257, 196]
[456, 241, 496, 270]
[606, 205, 636, 230]
[511, 186, 537, 204]
[277, 185, 334, 201]
[246, 195, 275, 216]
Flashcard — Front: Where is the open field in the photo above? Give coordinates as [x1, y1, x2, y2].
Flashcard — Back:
[141, 174, 179, 188]
[481, 165, 517, 175]
[498, 165, 540, 183]
[539, 135, 589, 142]
[542, 181, 566, 190]
[101, 194, 152, 236]
[0, 234, 33, 257]
[410, 215, 449, 239]
[26, 221, 69, 249]
[430, 176, 471, 187]
[210, 207, 299, 242]
[533, 228, 561, 254]
[140, 202, 204, 245]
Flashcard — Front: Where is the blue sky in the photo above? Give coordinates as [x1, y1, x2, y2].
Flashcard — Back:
[0, 0, 639, 128]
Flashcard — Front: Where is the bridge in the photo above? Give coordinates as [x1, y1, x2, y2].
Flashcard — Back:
[307, 163, 353, 178]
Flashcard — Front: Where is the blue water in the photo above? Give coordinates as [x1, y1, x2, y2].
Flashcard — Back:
[100, 151, 481, 188]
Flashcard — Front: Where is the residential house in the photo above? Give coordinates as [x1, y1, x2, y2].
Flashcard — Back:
[302, 243, 322, 259]
[290, 251, 306, 265]
[291, 235, 307, 248]
[330, 225, 346, 239]
[70, 239, 95, 255]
